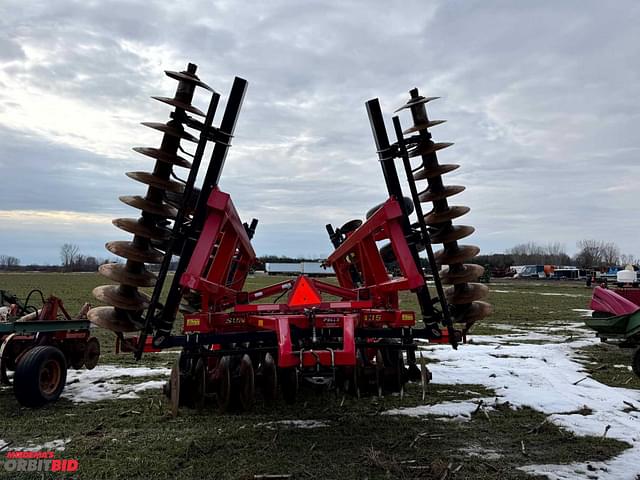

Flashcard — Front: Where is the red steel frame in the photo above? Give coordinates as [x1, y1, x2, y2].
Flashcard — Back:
[173, 189, 428, 369]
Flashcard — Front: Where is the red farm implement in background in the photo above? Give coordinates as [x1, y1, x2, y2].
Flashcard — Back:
[87, 63, 492, 413]
[0, 290, 99, 407]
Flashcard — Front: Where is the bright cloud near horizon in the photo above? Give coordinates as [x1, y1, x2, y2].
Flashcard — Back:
[0, 0, 638, 265]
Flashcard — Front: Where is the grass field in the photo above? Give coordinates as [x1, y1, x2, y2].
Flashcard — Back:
[0, 273, 638, 479]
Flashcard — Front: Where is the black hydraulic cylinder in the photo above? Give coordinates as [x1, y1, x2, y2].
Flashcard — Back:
[365, 99, 440, 329]
[152, 77, 248, 345]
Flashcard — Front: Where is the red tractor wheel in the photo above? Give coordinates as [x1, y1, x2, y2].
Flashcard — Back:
[13, 346, 67, 408]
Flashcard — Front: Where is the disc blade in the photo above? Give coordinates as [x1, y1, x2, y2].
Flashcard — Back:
[170, 359, 180, 417]
[112, 218, 170, 241]
[87, 306, 140, 333]
[98, 263, 157, 288]
[141, 122, 197, 143]
[403, 119, 446, 134]
[429, 225, 475, 244]
[165, 70, 215, 92]
[439, 264, 485, 285]
[423, 206, 470, 225]
[238, 354, 255, 411]
[455, 301, 493, 324]
[216, 356, 231, 412]
[394, 96, 440, 113]
[126, 171, 185, 193]
[119, 195, 177, 218]
[132, 147, 191, 169]
[93, 285, 149, 311]
[106, 240, 165, 264]
[435, 244, 480, 265]
[418, 185, 465, 203]
[409, 142, 454, 158]
[151, 96, 205, 117]
[445, 283, 489, 305]
[413, 164, 459, 181]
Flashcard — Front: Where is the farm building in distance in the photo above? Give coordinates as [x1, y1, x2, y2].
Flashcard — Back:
[265, 262, 334, 276]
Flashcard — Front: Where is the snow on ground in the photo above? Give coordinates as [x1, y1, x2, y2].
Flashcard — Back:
[62, 365, 170, 403]
[459, 445, 504, 460]
[572, 308, 595, 317]
[384, 397, 495, 422]
[0, 438, 70, 451]
[490, 290, 588, 298]
[255, 420, 329, 429]
[413, 328, 640, 480]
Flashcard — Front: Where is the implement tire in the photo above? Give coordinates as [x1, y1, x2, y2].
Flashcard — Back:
[13, 346, 67, 408]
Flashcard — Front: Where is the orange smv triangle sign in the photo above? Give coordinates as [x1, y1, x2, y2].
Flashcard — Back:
[287, 275, 322, 307]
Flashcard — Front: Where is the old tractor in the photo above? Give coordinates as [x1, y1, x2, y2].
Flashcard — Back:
[0, 290, 99, 407]
[87, 63, 491, 413]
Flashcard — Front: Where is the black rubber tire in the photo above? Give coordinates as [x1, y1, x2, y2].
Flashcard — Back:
[632, 348, 640, 378]
[13, 346, 67, 408]
[366, 197, 414, 220]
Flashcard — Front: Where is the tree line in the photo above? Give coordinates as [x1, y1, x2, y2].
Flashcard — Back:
[474, 240, 637, 270]
[0, 239, 635, 273]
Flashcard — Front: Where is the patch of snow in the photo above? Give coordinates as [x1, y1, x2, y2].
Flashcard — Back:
[62, 365, 170, 403]
[493, 290, 589, 298]
[572, 308, 594, 317]
[469, 330, 587, 345]
[459, 445, 504, 460]
[255, 420, 329, 429]
[613, 364, 633, 371]
[483, 323, 529, 333]
[537, 292, 587, 298]
[384, 398, 494, 421]
[420, 333, 640, 479]
[0, 438, 70, 452]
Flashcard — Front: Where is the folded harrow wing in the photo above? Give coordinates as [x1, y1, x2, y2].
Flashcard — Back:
[87, 63, 491, 412]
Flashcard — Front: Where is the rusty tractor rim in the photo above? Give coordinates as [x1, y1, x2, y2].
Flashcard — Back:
[39, 359, 62, 396]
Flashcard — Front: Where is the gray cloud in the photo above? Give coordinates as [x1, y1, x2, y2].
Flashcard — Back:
[0, 0, 638, 264]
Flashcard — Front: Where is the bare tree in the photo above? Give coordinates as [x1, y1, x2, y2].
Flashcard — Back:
[506, 242, 569, 265]
[620, 254, 637, 267]
[574, 239, 602, 268]
[60, 243, 80, 271]
[574, 239, 620, 268]
[0, 255, 20, 270]
[601, 242, 620, 265]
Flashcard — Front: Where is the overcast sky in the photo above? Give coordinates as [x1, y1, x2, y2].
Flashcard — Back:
[0, 0, 638, 265]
